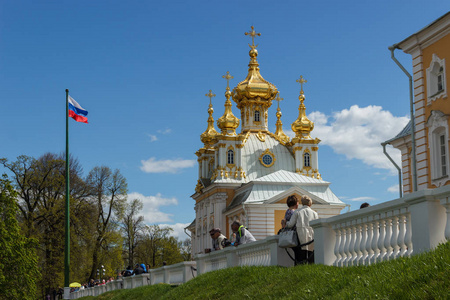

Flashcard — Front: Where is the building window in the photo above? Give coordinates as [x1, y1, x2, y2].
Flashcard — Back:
[254, 110, 260, 122]
[427, 110, 449, 186]
[440, 134, 447, 177]
[227, 149, 234, 164]
[304, 152, 310, 167]
[426, 54, 446, 104]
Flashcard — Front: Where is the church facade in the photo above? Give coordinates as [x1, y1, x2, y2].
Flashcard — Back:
[187, 27, 346, 255]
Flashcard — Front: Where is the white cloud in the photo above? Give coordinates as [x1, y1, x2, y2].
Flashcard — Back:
[347, 196, 376, 202]
[158, 223, 191, 241]
[147, 134, 158, 142]
[387, 184, 401, 194]
[157, 129, 172, 134]
[140, 157, 196, 173]
[308, 105, 409, 173]
[128, 192, 178, 223]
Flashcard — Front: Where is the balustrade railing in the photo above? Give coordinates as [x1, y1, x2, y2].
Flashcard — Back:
[312, 185, 450, 266]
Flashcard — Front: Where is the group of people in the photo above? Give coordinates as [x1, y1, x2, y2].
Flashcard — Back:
[206, 221, 257, 253]
[205, 194, 321, 266]
[120, 263, 152, 277]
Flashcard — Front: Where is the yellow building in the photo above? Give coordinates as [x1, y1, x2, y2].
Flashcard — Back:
[387, 12, 450, 194]
[187, 27, 346, 255]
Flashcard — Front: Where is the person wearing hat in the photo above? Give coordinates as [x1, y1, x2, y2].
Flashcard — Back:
[209, 228, 227, 251]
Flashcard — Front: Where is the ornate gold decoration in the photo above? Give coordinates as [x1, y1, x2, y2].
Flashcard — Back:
[256, 131, 266, 142]
[236, 144, 244, 148]
[200, 89, 219, 148]
[291, 75, 315, 142]
[195, 180, 203, 193]
[274, 92, 290, 143]
[232, 26, 278, 107]
[217, 71, 240, 135]
[293, 146, 303, 153]
[311, 147, 319, 151]
[259, 148, 276, 167]
[218, 143, 227, 148]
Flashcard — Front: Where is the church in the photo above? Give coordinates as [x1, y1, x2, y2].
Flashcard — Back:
[187, 27, 346, 255]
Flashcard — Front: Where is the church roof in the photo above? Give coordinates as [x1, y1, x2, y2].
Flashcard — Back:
[226, 170, 343, 210]
[213, 133, 295, 184]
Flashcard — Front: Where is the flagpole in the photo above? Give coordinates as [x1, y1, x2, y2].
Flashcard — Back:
[64, 89, 70, 299]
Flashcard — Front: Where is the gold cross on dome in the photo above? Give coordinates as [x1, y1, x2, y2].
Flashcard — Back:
[222, 71, 233, 89]
[275, 92, 284, 109]
[245, 26, 261, 49]
[205, 89, 216, 105]
[296, 75, 307, 93]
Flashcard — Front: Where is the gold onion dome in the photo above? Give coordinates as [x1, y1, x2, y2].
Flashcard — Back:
[291, 76, 314, 139]
[274, 93, 290, 143]
[200, 90, 219, 147]
[232, 26, 278, 105]
[217, 71, 240, 135]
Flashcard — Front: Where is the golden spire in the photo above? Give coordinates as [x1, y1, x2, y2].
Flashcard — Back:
[232, 26, 277, 105]
[217, 71, 240, 135]
[291, 75, 314, 140]
[274, 93, 290, 143]
[200, 89, 219, 147]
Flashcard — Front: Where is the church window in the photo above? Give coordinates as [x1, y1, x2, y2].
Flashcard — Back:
[254, 110, 260, 122]
[259, 149, 276, 167]
[426, 54, 446, 104]
[440, 134, 447, 177]
[227, 149, 234, 164]
[304, 152, 310, 167]
[427, 110, 449, 185]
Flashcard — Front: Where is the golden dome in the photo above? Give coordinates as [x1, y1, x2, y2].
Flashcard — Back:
[291, 76, 314, 140]
[200, 90, 219, 147]
[232, 27, 278, 105]
[217, 72, 240, 135]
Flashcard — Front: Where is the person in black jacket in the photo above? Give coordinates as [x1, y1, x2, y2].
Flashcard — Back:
[133, 263, 145, 275]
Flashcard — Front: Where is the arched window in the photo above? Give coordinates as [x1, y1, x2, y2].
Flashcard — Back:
[254, 111, 260, 122]
[227, 149, 234, 164]
[304, 152, 310, 167]
[427, 110, 449, 185]
[426, 54, 446, 103]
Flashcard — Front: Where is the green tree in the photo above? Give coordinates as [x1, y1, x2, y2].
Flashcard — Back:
[86, 166, 127, 281]
[0, 175, 40, 300]
[121, 198, 144, 267]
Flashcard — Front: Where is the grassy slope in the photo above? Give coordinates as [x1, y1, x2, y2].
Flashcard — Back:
[81, 242, 450, 300]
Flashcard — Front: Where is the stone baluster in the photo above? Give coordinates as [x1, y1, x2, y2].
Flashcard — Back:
[370, 218, 380, 264]
[342, 225, 351, 266]
[377, 219, 386, 263]
[390, 214, 400, 259]
[347, 223, 356, 266]
[338, 225, 347, 267]
[405, 213, 413, 257]
[398, 213, 407, 257]
[352, 222, 362, 266]
[384, 216, 393, 261]
[333, 225, 342, 267]
[359, 222, 368, 266]
[365, 221, 373, 265]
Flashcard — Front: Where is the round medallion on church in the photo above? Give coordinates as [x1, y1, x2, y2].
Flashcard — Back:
[259, 149, 276, 168]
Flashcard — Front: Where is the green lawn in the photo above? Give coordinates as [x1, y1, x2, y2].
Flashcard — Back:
[80, 241, 450, 299]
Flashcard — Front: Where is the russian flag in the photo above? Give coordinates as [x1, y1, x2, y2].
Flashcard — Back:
[68, 96, 88, 123]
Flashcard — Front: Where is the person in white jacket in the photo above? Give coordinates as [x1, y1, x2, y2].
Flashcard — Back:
[282, 195, 318, 264]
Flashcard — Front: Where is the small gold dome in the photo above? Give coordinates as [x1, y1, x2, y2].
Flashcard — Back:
[232, 47, 278, 103]
[218, 72, 240, 135]
[291, 78, 314, 139]
[200, 90, 219, 147]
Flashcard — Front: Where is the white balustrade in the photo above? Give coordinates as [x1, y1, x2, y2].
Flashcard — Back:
[312, 185, 450, 266]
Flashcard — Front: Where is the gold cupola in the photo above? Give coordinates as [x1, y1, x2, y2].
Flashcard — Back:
[274, 93, 290, 144]
[217, 71, 240, 135]
[232, 26, 278, 106]
[291, 76, 315, 141]
[200, 90, 219, 148]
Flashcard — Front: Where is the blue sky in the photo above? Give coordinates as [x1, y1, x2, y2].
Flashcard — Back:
[1, 1, 449, 240]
